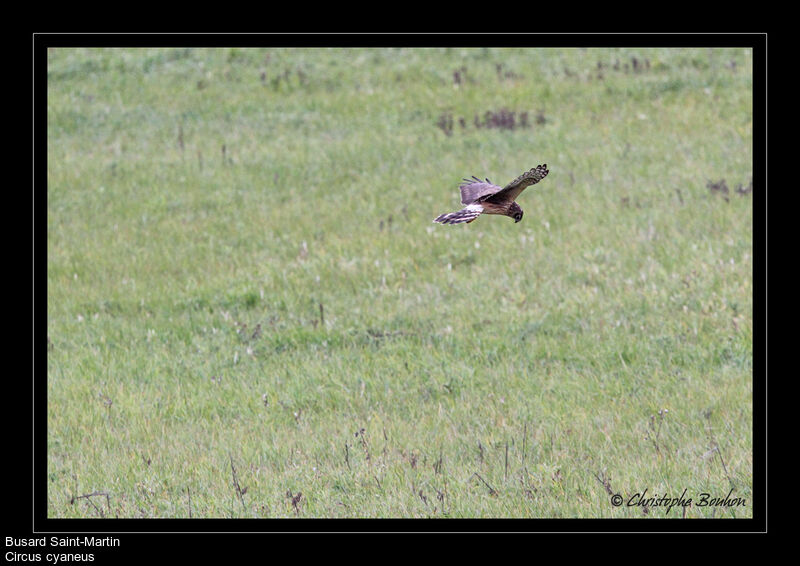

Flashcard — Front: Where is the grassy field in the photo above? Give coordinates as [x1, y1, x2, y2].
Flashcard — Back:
[46, 47, 753, 519]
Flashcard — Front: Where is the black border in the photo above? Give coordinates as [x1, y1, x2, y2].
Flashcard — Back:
[34, 33, 766, 548]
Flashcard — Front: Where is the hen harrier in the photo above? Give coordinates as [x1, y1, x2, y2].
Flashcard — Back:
[433, 164, 549, 225]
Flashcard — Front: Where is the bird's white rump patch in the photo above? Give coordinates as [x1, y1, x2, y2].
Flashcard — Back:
[433, 203, 484, 225]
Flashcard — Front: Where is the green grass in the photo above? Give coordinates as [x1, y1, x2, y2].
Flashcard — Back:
[47, 47, 753, 518]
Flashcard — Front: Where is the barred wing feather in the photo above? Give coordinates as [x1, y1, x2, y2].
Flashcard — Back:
[488, 164, 549, 203]
[459, 177, 503, 205]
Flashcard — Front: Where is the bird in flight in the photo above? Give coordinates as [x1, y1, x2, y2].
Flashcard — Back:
[433, 164, 549, 225]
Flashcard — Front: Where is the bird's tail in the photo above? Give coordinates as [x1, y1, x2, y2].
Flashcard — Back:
[433, 204, 483, 224]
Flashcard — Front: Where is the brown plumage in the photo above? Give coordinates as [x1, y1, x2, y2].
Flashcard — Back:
[433, 164, 549, 225]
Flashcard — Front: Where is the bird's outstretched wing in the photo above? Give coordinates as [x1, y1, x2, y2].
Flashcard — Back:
[486, 164, 549, 204]
[459, 176, 503, 205]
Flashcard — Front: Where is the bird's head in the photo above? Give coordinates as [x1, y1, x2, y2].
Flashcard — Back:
[509, 202, 523, 223]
